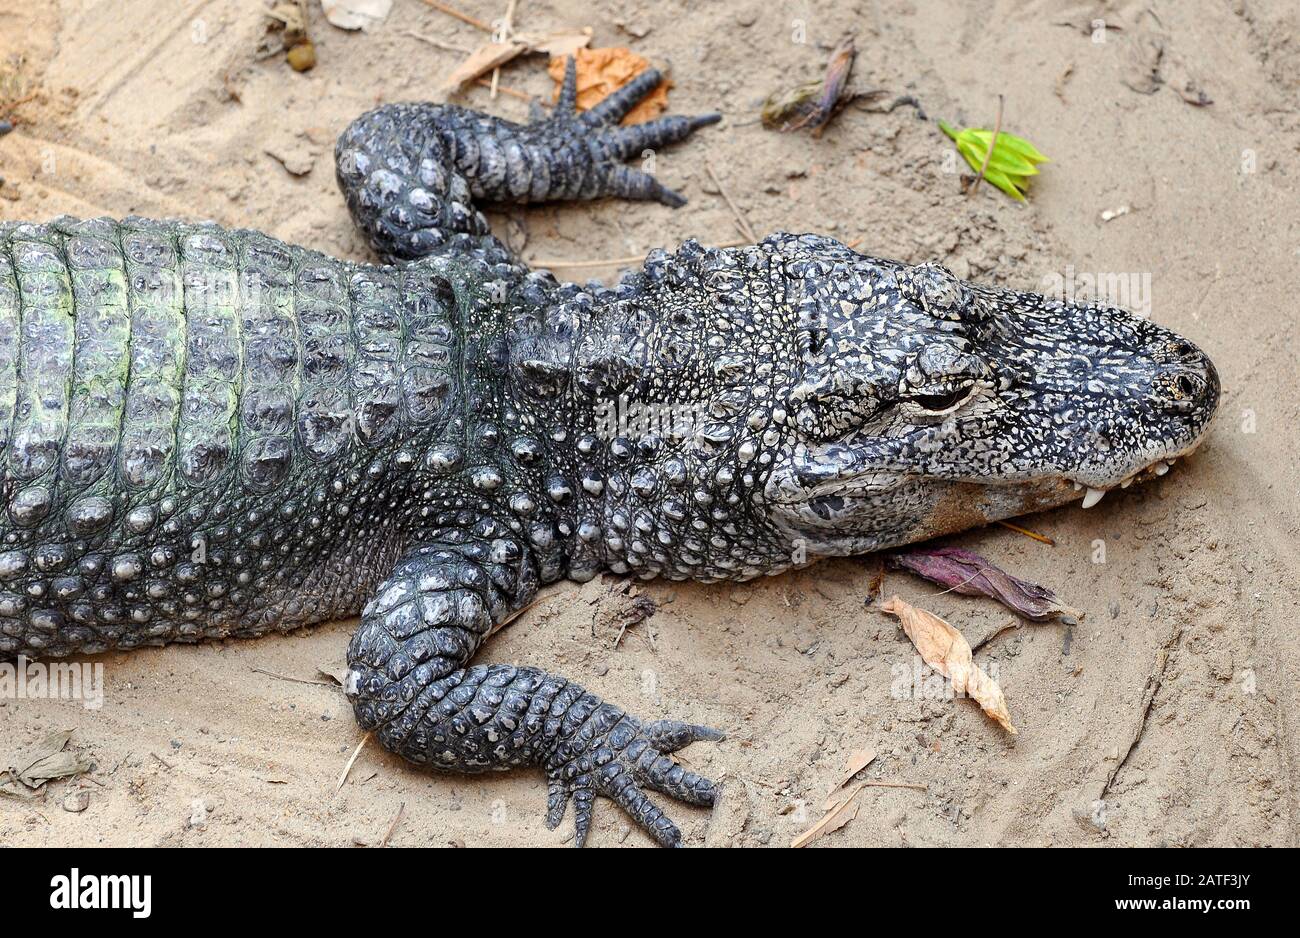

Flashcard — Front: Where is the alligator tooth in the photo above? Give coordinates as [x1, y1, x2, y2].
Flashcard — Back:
[1072, 482, 1083, 491]
[1153, 461, 1170, 476]
[1120, 478, 1133, 488]
[1081, 487, 1106, 509]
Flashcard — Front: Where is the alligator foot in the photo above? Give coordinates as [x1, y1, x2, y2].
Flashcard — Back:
[543, 709, 723, 847]
[345, 536, 723, 847]
[335, 56, 720, 260]
[888, 546, 1082, 623]
[536, 56, 723, 207]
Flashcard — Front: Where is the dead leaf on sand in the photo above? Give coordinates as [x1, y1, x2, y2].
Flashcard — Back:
[439, 28, 593, 93]
[792, 781, 864, 848]
[789, 748, 879, 847]
[3, 729, 91, 794]
[881, 595, 1017, 735]
[832, 748, 877, 791]
[547, 47, 669, 124]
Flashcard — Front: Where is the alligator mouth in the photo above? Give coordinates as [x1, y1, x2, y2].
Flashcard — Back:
[1063, 436, 1208, 508]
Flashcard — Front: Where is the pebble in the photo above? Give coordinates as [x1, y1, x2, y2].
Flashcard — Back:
[0, 120, 12, 137]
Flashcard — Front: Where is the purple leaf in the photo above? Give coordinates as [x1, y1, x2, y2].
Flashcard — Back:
[888, 546, 1082, 623]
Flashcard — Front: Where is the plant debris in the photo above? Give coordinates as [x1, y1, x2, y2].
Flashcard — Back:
[264, 1, 316, 71]
[440, 28, 593, 93]
[546, 47, 668, 124]
[832, 748, 877, 790]
[939, 117, 1049, 202]
[321, 0, 392, 32]
[881, 595, 1017, 734]
[761, 36, 860, 135]
[888, 546, 1081, 622]
[792, 780, 865, 848]
[2, 729, 91, 797]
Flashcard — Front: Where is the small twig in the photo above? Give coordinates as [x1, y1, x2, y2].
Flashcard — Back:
[932, 569, 985, 597]
[380, 802, 406, 847]
[405, 30, 471, 54]
[336, 732, 372, 795]
[488, 597, 541, 637]
[250, 666, 335, 687]
[490, 0, 519, 100]
[149, 752, 173, 771]
[967, 94, 1004, 198]
[845, 237, 863, 249]
[860, 780, 928, 791]
[705, 162, 758, 243]
[472, 77, 532, 101]
[529, 239, 748, 270]
[996, 519, 1055, 546]
[421, 0, 493, 32]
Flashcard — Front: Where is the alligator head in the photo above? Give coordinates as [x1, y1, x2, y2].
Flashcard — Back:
[531, 233, 1218, 580]
[757, 233, 1220, 557]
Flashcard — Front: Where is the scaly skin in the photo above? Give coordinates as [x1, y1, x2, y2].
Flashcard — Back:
[0, 62, 1219, 845]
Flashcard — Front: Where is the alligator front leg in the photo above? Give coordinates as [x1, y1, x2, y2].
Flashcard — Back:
[334, 57, 720, 262]
[345, 538, 723, 847]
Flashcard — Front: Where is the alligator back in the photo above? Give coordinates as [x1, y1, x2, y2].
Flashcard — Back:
[0, 217, 461, 656]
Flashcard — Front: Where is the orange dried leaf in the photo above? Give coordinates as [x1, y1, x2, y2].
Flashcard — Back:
[547, 47, 670, 124]
[881, 595, 1017, 735]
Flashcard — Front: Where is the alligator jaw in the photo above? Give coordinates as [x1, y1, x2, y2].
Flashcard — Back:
[1066, 434, 1210, 508]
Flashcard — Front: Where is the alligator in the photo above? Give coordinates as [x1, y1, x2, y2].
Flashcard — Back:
[0, 61, 1219, 846]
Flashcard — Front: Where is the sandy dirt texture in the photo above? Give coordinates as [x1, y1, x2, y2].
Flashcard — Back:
[1, 0, 1297, 848]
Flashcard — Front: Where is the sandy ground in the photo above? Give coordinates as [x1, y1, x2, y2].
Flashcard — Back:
[1, 0, 1298, 848]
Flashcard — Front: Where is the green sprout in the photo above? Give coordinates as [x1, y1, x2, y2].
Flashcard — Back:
[938, 120, 1049, 202]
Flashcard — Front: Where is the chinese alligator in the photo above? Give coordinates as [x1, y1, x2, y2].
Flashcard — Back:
[0, 61, 1219, 846]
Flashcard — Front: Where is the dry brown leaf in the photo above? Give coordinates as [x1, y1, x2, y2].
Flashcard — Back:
[525, 28, 593, 58]
[793, 781, 864, 848]
[547, 47, 670, 124]
[4, 729, 92, 790]
[440, 41, 527, 92]
[881, 595, 1017, 735]
[831, 748, 876, 793]
[440, 29, 593, 93]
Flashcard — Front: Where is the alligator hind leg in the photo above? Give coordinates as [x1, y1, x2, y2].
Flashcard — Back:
[346, 535, 723, 847]
[334, 56, 720, 261]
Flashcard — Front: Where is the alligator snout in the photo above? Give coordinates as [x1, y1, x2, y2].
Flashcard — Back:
[1150, 345, 1220, 418]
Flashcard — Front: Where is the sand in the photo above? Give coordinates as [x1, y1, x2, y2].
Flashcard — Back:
[1, 0, 1297, 847]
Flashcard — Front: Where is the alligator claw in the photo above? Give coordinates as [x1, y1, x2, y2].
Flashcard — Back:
[542, 56, 720, 208]
[544, 711, 724, 847]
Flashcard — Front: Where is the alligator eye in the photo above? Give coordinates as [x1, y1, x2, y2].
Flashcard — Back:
[910, 385, 973, 413]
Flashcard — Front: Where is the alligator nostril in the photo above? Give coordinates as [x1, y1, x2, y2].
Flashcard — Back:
[1154, 354, 1219, 418]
